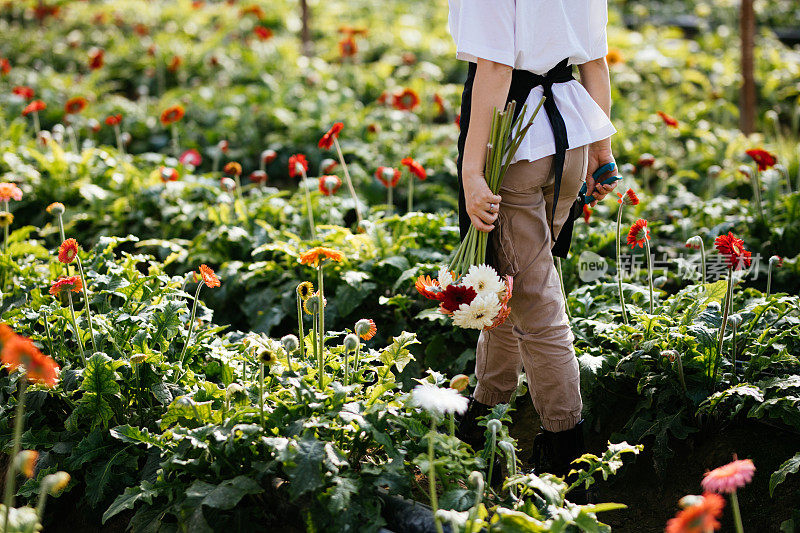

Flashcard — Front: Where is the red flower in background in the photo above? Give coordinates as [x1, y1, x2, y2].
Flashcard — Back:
[49, 276, 82, 296]
[88, 48, 104, 70]
[12, 86, 34, 100]
[64, 97, 87, 114]
[22, 100, 46, 116]
[179, 149, 202, 166]
[617, 188, 640, 206]
[319, 122, 344, 150]
[168, 55, 182, 72]
[261, 149, 277, 164]
[376, 167, 401, 187]
[198, 264, 221, 288]
[58, 238, 80, 264]
[0, 327, 59, 388]
[1, 58, 11, 75]
[714, 232, 751, 270]
[223, 162, 242, 176]
[627, 218, 650, 248]
[401, 157, 427, 181]
[438, 284, 477, 314]
[318, 175, 342, 196]
[433, 93, 446, 115]
[254, 26, 273, 41]
[582, 204, 592, 223]
[745, 148, 777, 171]
[288, 154, 309, 178]
[240, 4, 265, 19]
[160, 105, 185, 125]
[657, 111, 678, 127]
[638, 153, 655, 168]
[159, 166, 179, 182]
[249, 170, 268, 184]
[665, 493, 724, 533]
[339, 37, 357, 58]
[393, 88, 420, 111]
[105, 114, 122, 126]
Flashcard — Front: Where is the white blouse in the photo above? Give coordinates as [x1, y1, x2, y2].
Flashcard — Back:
[448, 0, 617, 163]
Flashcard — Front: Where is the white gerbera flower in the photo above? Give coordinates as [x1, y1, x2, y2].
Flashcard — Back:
[462, 264, 505, 297]
[409, 383, 468, 417]
[437, 267, 454, 290]
[452, 292, 502, 330]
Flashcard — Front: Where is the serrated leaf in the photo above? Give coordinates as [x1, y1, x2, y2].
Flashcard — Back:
[379, 331, 418, 372]
[770, 452, 800, 496]
[201, 476, 261, 510]
[110, 425, 163, 449]
[103, 483, 157, 524]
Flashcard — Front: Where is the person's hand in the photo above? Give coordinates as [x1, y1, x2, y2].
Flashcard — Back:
[463, 170, 502, 233]
[586, 141, 619, 207]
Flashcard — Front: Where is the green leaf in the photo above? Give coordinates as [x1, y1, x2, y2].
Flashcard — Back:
[110, 425, 163, 449]
[379, 331, 418, 373]
[79, 353, 122, 428]
[201, 476, 262, 510]
[103, 483, 157, 524]
[284, 436, 326, 499]
[770, 452, 800, 497]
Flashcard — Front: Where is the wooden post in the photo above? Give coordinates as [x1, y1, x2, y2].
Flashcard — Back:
[300, 0, 312, 56]
[739, 0, 756, 135]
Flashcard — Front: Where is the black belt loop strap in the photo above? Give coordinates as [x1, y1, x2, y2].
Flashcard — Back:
[456, 58, 577, 265]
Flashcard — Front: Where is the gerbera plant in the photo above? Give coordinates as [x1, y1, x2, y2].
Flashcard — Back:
[616, 188, 640, 324]
[318, 122, 362, 224]
[295, 281, 313, 362]
[177, 264, 220, 379]
[375, 166, 400, 214]
[288, 153, 315, 238]
[58, 238, 97, 354]
[352, 318, 376, 378]
[160, 104, 185, 158]
[22, 99, 46, 137]
[628, 218, 655, 314]
[766, 255, 782, 297]
[49, 275, 85, 365]
[701, 457, 755, 533]
[685, 235, 707, 284]
[299, 247, 344, 388]
[401, 156, 427, 212]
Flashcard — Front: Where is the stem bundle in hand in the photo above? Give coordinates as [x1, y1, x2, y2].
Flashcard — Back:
[449, 97, 546, 275]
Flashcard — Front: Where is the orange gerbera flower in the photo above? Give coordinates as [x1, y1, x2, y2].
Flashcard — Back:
[49, 276, 82, 296]
[658, 111, 678, 128]
[159, 166, 179, 182]
[745, 148, 777, 171]
[105, 114, 122, 126]
[198, 264, 221, 288]
[714, 232, 751, 270]
[393, 88, 420, 111]
[299, 247, 344, 267]
[433, 93, 446, 115]
[160, 105, 185, 126]
[22, 100, 46, 116]
[64, 97, 87, 114]
[701, 458, 756, 494]
[168, 55, 181, 72]
[415, 274, 442, 300]
[58, 238, 80, 264]
[617, 188, 640, 206]
[665, 493, 724, 533]
[627, 218, 649, 249]
[401, 157, 427, 181]
[12, 86, 34, 100]
[288, 154, 309, 178]
[46, 202, 65, 215]
[0, 58, 10, 76]
[582, 204, 592, 223]
[356, 318, 377, 341]
[1, 329, 59, 387]
[376, 167, 401, 188]
[318, 175, 342, 196]
[0, 182, 23, 202]
[319, 122, 344, 150]
[223, 161, 242, 176]
[339, 36, 357, 58]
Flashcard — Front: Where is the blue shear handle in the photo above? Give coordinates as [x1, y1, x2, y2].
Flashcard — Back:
[579, 161, 620, 202]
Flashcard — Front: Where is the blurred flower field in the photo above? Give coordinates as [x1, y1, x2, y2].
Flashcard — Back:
[0, 0, 799, 531]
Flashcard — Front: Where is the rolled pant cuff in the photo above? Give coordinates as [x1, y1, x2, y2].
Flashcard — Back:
[474, 383, 514, 406]
[541, 414, 582, 433]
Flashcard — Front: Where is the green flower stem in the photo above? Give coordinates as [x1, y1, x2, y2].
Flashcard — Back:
[615, 204, 628, 324]
[3, 380, 27, 532]
[428, 419, 444, 533]
[317, 263, 325, 389]
[42, 311, 54, 357]
[56, 214, 68, 277]
[352, 343, 362, 382]
[699, 240, 706, 285]
[766, 262, 774, 297]
[344, 346, 350, 387]
[675, 351, 687, 395]
[556, 257, 571, 320]
[296, 294, 305, 362]
[407, 172, 414, 213]
[644, 237, 655, 314]
[751, 167, 764, 221]
[311, 312, 319, 375]
[486, 426, 497, 498]
[259, 363, 265, 426]
[448, 413, 455, 437]
[300, 168, 317, 239]
[75, 255, 97, 354]
[66, 291, 86, 366]
[712, 267, 734, 386]
[386, 185, 393, 215]
[113, 124, 124, 156]
[731, 491, 744, 533]
[32, 111, 41, 138]
[333, 138, 362, 224]
[177, 282, 204, 378]
[170, 123, 180, 159]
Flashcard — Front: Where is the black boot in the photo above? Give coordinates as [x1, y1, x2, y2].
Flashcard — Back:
[529, 420, 595, 505]
[455, 397, 504, 487]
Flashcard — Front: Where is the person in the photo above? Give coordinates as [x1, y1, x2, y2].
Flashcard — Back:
[448, 0, 620, 492]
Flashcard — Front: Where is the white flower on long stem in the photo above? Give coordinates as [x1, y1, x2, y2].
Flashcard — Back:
[452, 292, 501, 330]
[462, 264, 504, 298]
[410, 383, 468, 418]
[437, 267, 454, 290]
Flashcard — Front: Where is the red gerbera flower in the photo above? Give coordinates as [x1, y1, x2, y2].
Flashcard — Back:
[198, 264, 221, 288]
[58, 238, 80, 264]
[745, 148, 777, 171]
[582, 204, 592, 223]
[433, 93, 446, 115]
[160, 105, 185, 126]
[0, 58, 10, 75]
[22, 100, 46, 116]
[254, 26, 273, 41]
[249, 170, 268, 184]
[168, 55, 182, 72]
[49, 276, 83, 296]
[392, 88, 420, 111]
[439, 284, 477, 313]
[714, 232, 751, 270]
[159, 166, 179, 182]
[376, 167, 401, 188]
[179, 149, 202, 166]
[617, 188, 640, 206]
[339, 36, 357, 58]
[88, 48, 104, 70]
[657, 111, 678, 128]
[12, 86, 34, 100]
[105, 114, 122, 126]
[401, 157, 427, 181]
[665, 493, 724, 533]
[627, 218, 649, 249]
[319, 122, 344, 150]
[638, 153, 655, 168]
[318, 175, 342, 196]
[261, 149, 277, 164]
[64, 97, 87, 115]
[288, 154, 309, 178]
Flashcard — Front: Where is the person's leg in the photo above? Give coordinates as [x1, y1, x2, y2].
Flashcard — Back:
[473, 321, 523, 405]
[492, 145, 587, 433]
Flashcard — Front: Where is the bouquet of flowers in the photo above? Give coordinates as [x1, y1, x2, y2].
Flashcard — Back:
[414, 97, 543, 330]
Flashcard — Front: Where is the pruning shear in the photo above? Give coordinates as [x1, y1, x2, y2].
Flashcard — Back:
[578, 161, 621, 206]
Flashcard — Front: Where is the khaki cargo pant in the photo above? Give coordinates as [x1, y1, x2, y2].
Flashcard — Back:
[473, 144, 588, 433]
